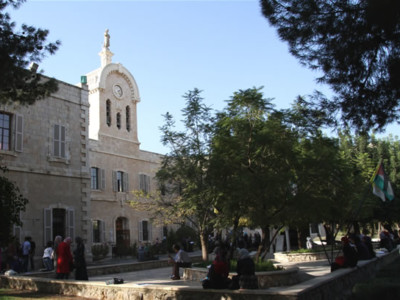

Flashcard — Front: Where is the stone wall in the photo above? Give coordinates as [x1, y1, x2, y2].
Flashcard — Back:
[274, 250, 341, 262]
[183, 267, 301, 288]
[1, 249, 399, 300]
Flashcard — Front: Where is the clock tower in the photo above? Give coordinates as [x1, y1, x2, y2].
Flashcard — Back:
[86, 30, 141, 154]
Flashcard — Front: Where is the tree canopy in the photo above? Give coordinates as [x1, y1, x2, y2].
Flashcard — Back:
[0, 0, 60, 104]
[260, 0, 400, 132]
[0, 162, 28, 246]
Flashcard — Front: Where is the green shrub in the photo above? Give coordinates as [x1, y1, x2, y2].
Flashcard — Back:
[193, 259, 281, 272]
[91, 243, 109, 259]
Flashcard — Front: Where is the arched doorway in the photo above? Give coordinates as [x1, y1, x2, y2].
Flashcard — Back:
[115, 217, 130, 256]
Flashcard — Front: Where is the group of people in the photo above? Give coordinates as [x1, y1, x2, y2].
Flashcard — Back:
[1, 236, 36, 274]
[331, 229, 377, 271]
[379, 224, 400, 251]
[0, 235, 88, 281]
[53, 236, 89, 280]
[201, 241, 258, 290]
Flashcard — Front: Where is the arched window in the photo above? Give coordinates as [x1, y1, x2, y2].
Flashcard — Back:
[126, 106, 131, 132]
[106, 100, 111, 127]
[116, 112, 121, 129]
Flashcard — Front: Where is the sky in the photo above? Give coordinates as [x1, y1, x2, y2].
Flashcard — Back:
[8, 0, 400, 154]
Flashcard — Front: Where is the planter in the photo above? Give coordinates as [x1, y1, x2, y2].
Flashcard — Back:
[274, 250, 341, 263]
[183, 266, 301, 289]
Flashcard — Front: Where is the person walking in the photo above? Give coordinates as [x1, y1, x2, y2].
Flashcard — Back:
[53, 235, 62, 271]
[29, 238, 36, 271]
[56, 237, 73, 279]
[21, 237, 31, 273]
[168, 244, 191, 280]
[73, 236, 88, 280]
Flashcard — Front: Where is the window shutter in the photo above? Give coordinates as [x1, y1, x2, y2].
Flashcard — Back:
[54, 125, 60, 156]
[101, 220, 106, 243]
[146, 175, 150, 193]
[138, 221, 143, 242]
[123, 172, 129, 192]
[90, 220, 94, 243]
[139, 174, 144, 192]
[149, 222, 153, 242]
[60, 126, 66, 158]
[100, 169, 106, 190]
[44, 208, 52, 247]
[66, 209, 75, 241]
[112, 171, 117, 192]
[15, 114, 23, 152]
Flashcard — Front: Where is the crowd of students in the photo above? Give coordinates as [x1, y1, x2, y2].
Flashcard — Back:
[0, 235, 88, 281]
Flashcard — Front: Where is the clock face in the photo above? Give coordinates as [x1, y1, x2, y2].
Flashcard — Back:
[113, 85, 123, 98]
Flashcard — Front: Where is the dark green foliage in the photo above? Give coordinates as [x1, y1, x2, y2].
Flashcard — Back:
[193, 259, 280, 272]
[0, 0, 60, 104]
[261, 0, 400, 132]
[175, 224, 198, 249]
[0, 163, 28, 246]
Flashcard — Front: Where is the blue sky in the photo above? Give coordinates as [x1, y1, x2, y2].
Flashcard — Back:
[9, 0, 399, 154]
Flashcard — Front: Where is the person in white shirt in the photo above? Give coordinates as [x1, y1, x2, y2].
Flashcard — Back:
[42, 241, 54, 271]
[21, 237, 31, 272]
[168, 244, 191, 280]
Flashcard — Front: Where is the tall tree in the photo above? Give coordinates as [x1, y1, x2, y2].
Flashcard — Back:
[154, 89, 215, 261]
[0, 162, 28, 246]
[0, 0, 60, 104]
[260, 0, 400, 132]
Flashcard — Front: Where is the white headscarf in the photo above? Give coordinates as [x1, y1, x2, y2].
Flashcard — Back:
[237, 248, 250, 260]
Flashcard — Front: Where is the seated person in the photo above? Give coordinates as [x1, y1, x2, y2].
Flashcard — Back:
[202, 247, 230, 289]
[331, 236, 359, 271]
[361, 229, 376, 259]
[380, 225, 394, 251]
[354, 234, 372, 260]
[230, 248, 258, 289]
[168, 244, 191, 280]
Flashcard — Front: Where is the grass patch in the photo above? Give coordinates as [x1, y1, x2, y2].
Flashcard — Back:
[193, 259, 281, 272]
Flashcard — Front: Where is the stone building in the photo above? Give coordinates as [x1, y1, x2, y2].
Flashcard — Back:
[86, 32, 164, 253]
[0, 31, 165, 264]
[0, 79, 91, 256]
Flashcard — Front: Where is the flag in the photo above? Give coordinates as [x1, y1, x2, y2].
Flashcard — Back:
[371, 162, 394, 201]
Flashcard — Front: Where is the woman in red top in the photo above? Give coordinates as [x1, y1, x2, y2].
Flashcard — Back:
[202, 246, 230, 289]
[56, 237, 73, 279]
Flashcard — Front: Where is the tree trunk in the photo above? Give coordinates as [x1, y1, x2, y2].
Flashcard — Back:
[199, 230, 208, 261]
[261, 225, 283, 260]
[255, 224, 269, 262]
[227, 218, 240, 260]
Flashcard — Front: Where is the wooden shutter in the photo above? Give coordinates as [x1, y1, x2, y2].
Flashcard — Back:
[60, 126, 66, 158]
[148, 221, 152, 241]
[101, 220, 106, 243]
[66, 209, 75, 241]
[44, 208, 52, 247]
[146, 175, 150, 193]
[123, 172, 129, 192]
[138, 221, 143, 242]
[90, 220, 94, 243]
[100, 169, 106, 190]
[112, 171, 117, 192]
[54, 125, 60, 156]
[15, 114, 23, 152]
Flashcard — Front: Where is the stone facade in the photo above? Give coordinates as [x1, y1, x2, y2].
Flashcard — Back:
[0, 31, 166, 262]
[0, 79, 90, 255]
[86, 36, 165, 253]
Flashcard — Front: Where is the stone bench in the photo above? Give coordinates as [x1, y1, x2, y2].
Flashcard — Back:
[274, 250, 341, 263]
[183, 266, 301, 289]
